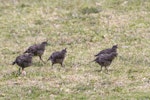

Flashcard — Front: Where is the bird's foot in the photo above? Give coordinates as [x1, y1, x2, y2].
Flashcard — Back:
[21, 71, 26, 76]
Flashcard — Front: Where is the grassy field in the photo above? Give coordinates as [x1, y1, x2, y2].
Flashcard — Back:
[0, 0, 150, 99]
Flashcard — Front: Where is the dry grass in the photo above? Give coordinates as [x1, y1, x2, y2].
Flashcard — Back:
[0, 0, 150, 99]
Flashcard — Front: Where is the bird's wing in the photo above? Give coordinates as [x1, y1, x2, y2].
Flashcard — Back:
[101, 48, 112, 54]
[51, 52, 63, 59]
[98, 56, 106, 62]
[36, 43, 45, 51]
[95, 48, 111, 56]
[24, 45, 37, 53]
[19, 54, 32, 63]
[100, 54, 114, 61]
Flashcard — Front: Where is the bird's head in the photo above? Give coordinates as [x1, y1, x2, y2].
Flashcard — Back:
[112, 45, 118, 49]
[61, 48, 67, 54]
[42, 40, 48, 45]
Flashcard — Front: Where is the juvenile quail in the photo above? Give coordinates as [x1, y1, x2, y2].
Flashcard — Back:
[24, 41, 48, 63]
[93, 52, 117, 72]
[12, 53, 34, 75]
[47, 48, 67, 68]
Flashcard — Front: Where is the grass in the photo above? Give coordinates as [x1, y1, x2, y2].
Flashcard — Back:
[0, 0, 150, 99]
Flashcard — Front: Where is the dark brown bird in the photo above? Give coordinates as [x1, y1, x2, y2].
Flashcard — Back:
[95, 45, 118, 57]
[93, 52, 117, 72]
[47, 48, 67, 68]
[24, 41, 48, 63]
[12, 53, 34, 75]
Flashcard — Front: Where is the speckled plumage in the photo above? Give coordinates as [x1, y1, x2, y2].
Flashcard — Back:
[94, 52, 118, 72]
[24, 41, 47, 62]
[48, 48, 67, 68]
[12, 53, 33, 74]
[95, 45, 118, 57]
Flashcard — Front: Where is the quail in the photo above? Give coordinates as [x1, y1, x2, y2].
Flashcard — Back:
[93, 52, 117, 72]
[47, 48, 67, 68]
[12, 53, 34, 75]
[24, 41, 48, 63]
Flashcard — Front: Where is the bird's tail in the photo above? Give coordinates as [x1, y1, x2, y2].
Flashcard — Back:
[94, 53, 100, 57]
[94, 54, 98, 57]
[12, 61, 16, 65]
[47, 57, 52, 61]
[88, 59, 96, 64]
[24, 50, 28, 54]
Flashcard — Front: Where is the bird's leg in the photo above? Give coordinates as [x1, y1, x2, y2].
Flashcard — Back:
[51, 63, 54, 69]
[39, 56, 45, 63]
[100, 66, 102, 72]
[98, 66, 102, 72]
[60, 62, 64, 67]
[18, 68, 21, 75]
[105, 66, 109, 73]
